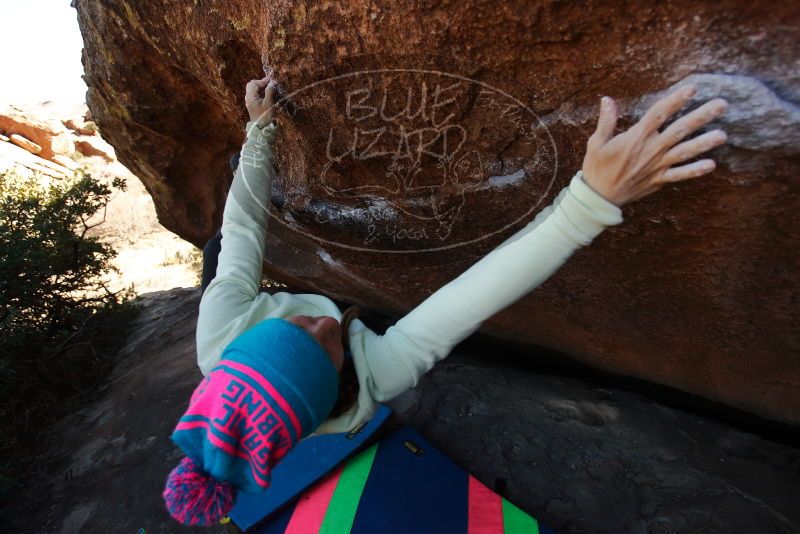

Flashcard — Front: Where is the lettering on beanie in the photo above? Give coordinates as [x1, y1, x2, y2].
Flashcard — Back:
[175, 365, 299, 482]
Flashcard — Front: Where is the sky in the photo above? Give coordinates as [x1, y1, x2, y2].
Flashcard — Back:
[0, 0, 88, 106]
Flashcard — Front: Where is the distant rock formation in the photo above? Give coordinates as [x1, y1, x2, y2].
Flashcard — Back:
[0, 103, 116, 177]
[74, 0, 800, 423]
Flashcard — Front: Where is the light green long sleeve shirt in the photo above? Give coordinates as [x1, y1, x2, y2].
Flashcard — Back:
[196, 119, 624, 435]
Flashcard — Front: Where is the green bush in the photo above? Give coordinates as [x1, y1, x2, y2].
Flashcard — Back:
[0, 168, 142, 500]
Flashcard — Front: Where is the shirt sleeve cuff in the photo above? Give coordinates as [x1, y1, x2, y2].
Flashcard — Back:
[244, 119, 278, 145]
[555, 170, 624, 244]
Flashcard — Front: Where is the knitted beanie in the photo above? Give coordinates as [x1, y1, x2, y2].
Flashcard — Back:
[163, 317, 339, 526]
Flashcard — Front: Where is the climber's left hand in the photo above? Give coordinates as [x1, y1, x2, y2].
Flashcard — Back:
[581, 84, 729, 207]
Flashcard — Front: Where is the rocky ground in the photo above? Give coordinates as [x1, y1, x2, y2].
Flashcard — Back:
[0, 287, 797, 533]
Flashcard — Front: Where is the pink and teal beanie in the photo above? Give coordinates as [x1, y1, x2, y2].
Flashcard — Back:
[163, 317, 339, 526]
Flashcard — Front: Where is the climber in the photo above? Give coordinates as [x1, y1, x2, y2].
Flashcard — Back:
[164, 72, 729, 526]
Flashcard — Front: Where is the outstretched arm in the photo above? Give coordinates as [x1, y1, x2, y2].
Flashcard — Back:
[364, 170, 621, 400]
[196, 76, 281, 375]
[364, 83, 730, 401]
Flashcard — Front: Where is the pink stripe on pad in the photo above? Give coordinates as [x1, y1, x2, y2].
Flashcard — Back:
[468, 475, 504, 534]
[284, 464, 345, 534]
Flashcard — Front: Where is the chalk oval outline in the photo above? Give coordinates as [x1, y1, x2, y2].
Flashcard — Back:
[244, 66, 558, 254]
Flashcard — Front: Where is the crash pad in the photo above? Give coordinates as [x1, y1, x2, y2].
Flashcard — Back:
[250, 425, 555, 534]
[227, 402, 393, 531]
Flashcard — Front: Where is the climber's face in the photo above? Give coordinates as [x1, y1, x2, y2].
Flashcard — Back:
[285, 315, 344, 374]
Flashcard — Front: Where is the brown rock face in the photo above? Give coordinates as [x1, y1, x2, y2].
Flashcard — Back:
[74, 0, 800, 423]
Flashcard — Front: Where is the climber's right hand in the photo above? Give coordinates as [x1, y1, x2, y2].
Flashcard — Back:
[580, 84, 729, 208]
[245, 74, 277, 124]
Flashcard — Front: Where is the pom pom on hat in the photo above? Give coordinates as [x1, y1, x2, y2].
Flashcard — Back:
[163, 456, 237, 526]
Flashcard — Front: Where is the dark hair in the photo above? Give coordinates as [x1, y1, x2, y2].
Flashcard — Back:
[329, 306, 361, 418]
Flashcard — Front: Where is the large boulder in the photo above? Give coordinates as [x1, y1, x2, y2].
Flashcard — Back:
[74, 0, 800, 423]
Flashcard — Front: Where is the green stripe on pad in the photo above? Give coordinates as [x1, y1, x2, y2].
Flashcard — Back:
[319, 443, 379, 533]
[502, 498, 539, 534]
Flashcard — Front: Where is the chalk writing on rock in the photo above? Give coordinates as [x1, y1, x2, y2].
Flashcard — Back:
[263, 62, 558, 257]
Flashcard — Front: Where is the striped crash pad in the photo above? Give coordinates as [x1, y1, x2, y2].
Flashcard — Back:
[250, 425, 555, 534]
[229, 404, 394, 531]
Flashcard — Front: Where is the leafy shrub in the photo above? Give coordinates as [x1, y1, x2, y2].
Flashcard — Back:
[0, 168, 141, 500]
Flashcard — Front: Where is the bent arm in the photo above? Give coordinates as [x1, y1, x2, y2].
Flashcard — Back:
[196, 120, 280, 375]
[365, 170, 624, 400]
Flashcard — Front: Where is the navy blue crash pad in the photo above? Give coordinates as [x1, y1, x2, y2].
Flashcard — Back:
[228, 403, 393, 531]
[249, 425, 556, 534]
